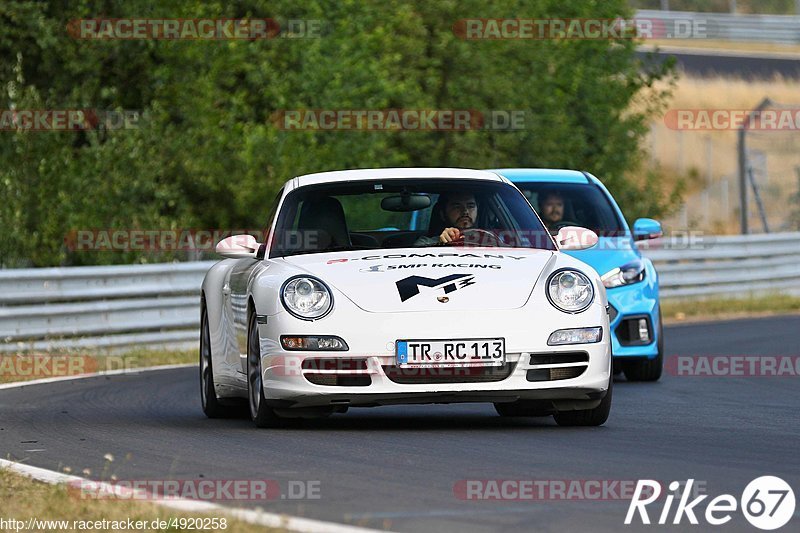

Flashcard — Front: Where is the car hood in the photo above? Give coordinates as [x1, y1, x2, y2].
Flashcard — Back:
[281, 247, 556, 313]
[565, 236, 641, 278]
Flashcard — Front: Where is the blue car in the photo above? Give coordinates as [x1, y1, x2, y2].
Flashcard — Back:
[493, 168, 664, 381]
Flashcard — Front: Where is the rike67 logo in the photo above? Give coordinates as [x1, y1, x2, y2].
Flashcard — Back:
[626, 477, 795, 530]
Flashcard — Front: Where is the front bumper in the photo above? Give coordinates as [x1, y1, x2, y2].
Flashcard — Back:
[257, 301, 611, 409]
[260, 348, 610, 408]
[606, 280, 660, 360]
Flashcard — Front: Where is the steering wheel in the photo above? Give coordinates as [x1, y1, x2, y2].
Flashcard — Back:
[448, 228, 502, 247]
[551, 221, 580, 231]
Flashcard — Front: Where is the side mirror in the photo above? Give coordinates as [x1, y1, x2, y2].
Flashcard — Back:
[632, 218, 663, 241]
[556, 226, 598, 251]
[215, 234, 260, 259]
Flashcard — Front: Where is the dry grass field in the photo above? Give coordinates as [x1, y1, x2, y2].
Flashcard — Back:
[645, 74, 800, 234]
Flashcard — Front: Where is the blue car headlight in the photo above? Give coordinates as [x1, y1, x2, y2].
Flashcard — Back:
[601, 259, 646, 289]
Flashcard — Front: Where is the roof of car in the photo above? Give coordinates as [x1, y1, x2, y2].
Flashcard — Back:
[294, 167, 505, 188]
[490, 168, 592, 184]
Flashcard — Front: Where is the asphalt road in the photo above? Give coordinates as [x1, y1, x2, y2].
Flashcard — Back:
[1, 315, 799, 532]
[637, 49, 800, 78]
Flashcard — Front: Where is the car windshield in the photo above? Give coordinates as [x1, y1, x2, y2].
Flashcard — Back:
[269, 179, 556, 258]
[515, 182, 624, 237]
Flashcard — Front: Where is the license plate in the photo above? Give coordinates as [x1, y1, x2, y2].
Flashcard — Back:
[396, 338, 505, 368]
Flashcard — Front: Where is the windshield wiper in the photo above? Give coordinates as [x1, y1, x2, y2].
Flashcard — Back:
[277, 246, 356, 258]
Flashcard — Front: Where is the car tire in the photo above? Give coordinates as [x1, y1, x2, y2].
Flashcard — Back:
[494, 401, 552, 417]
[246, 311, 283, 428]
[623, 310, 664, 382]
[553, 378, 612, 427]
[200, 304, 238, 418]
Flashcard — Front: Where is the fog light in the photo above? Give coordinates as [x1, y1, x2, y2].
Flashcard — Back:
[547, 327, 603, 346]
[638, 319, 650, 342]
[280, 335, 348, 351]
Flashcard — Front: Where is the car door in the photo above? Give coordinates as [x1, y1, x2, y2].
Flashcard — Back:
[227, 188, 285, 374]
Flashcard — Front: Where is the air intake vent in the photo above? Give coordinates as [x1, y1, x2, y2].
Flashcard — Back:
[526, 352, 589, 382]
[382, 364, 515, 384]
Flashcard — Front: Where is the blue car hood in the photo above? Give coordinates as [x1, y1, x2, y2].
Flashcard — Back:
[563, 236, 641, 277]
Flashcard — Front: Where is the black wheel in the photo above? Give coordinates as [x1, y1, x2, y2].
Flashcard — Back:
[622, 311, 664, 382]
[553, 378, 612, 427]
[494, 400, 552, 417]
[246, 312, 282, 428]
[200, 304, 238, 418]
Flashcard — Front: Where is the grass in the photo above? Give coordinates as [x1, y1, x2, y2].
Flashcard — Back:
[0, 349, 196, 384]
[643, 39, 800, 55]
[0, 468, 285, 533]
[662, 294, 800, 323]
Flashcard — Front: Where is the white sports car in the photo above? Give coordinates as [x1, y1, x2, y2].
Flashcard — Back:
[200, 168, 612, 427]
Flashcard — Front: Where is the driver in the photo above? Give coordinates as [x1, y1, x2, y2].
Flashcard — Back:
[538, 191, 564, 233]
[415, 191, 479, 246]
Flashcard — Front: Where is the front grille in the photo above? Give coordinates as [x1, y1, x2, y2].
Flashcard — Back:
[615, 315, 653, 346]
[304, 373, 371, 386]
[608, 304, 619, 323]
[301, 358, 371, 386]
[530, 353, 589, 365]
[382, 363, 515, 384]
[301, 358, 368, 371]
[526, 352, 589, 382]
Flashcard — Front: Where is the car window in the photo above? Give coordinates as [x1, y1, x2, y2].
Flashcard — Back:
[269, 179, 555, 257]
[517, 182, 624, 236]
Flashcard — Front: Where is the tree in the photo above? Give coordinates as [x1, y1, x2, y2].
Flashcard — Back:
[0, 0, 676, 266]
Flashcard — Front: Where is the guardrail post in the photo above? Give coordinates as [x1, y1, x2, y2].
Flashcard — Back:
[737, 98, 773, 235]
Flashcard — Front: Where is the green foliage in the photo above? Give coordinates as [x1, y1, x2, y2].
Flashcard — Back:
[1, 0, 677, 266]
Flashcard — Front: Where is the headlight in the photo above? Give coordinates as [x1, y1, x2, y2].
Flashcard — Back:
[601, 259, 646, 288]
[281, 276, 333, 320]
[281, 335, 348, 350]
[546, 269, 594, 313]
[547, 327, 603, 346]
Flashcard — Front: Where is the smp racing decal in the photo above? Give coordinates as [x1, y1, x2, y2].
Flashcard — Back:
[396, 274, 476, 302]
[327, 253, 527, 264]
[360, 263, 500, 272]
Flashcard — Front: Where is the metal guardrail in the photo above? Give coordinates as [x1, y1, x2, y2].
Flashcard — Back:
[637, 10, 800, 45]
[641, 231, 800, 299]
[1, 232, 798, 352]
[0, 262, 214, 353]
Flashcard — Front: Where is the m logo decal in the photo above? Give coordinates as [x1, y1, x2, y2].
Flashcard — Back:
[395, 274, 476, 302]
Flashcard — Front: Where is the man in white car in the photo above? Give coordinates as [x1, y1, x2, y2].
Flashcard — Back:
[415, 191, 478, 246]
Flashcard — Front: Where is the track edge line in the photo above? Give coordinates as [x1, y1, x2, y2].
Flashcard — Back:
[0, 458, 388, 533]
